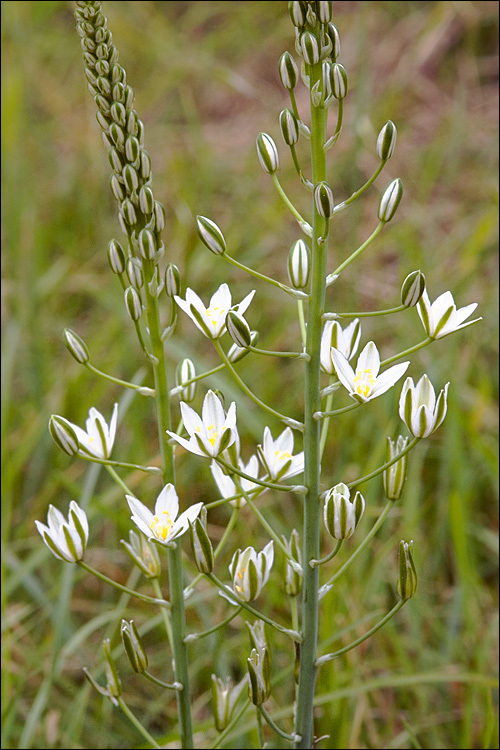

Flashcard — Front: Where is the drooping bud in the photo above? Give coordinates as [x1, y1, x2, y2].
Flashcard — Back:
[189, 509, 214, 575]
[401, 270, 426, 307]
[378, 178, 403, 223]
[226, 311, 252, 349]
[288, 239, 310, 289]
[124, 286, 142, 321]
[256, 132, 279, 174]
[397, 540, 417, 600]
[138, 228, 157, 260]
[247, 647, 271, 705]
[314, 181, 335, 218]
[300, 31, 320, 65]
[196, 215, 226, 256]
[279, 51, 299, 90]
[279, 108, 300, 147]
[383, 435, 409, 501]
[120, 619, 148, 673]
[48, 415, 79, 456]
[175, 358, 196, 403]
[120, 529, 161, 579]
[376, 120, 397, 161]
[323, 483, 365, 539]
[165, 263, 181, 297]
[63, 328, 89, 364]
[107, 239, 126, 274]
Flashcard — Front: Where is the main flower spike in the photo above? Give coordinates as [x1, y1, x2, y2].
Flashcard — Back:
[50, 404, 118, 459]
[229, 541, 274, 602]
[417, 289, 480, 339]
[126, 483, 203, 545]
[35, 501, 89, 563]
[399, 375, 449, 438]
[320, 319, 361, 375]
[167, 390, 237, 458]
[257, 426, 304, 481]
[330, 341, 409, 403]
[174, 283, 255, 340]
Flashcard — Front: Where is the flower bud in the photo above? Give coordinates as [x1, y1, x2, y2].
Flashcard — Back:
[121, 198, 137, 226]
[112, 81, 125, 102]
[103, 638, 122, 700]
[376, 120, 397, 161]
[246, 620, 268, 654]
[288, 0, 307, 28]
[189, 511, 214, 575]
[122, 163, 139, 194]
[300, 31, 320, 65]
[36, 500, 89, 562]
[247, 647, 271, 705]
[196, 215, 226, 256]
[110, 101, 126, 127]
[121, 530, 161, 578]
[138, 228, 157, 260]
[96, 110, 111, 133]
[109, 121, 125, 150]
[108, 147, 124, 174]
[288, 239, 310, 289]
[49, 415, 79, 456]
[211, 674, 248, 732]
[399, 375, 449, 438]
[378, 178, 403, 223]
[124, 286, 142, 321]
[139, 185, 154, 215]
[124, 134, 140, 163]
[323, 483, 365, 539]
[63, 328, 89, 364]
[228, 330, 258, 363]
[110, 174, 125, 202]
[165, 263, 181, 297]
[120, 619, 148, 673]
[279, 108, 300, 146]
[226, 311, 252, 349]
[126, 109, 139, 137]
[314, 181, 335, 218]
[326, 22, 340, 60]
[328, 62, 348, 99]
[279, 51, 299, 90]
[107, 239, 126, 274]
[401, 270, 426, 307]
[140, 149, 152, 180]
[397, 540, 417, 601]
[316, 1, 333, 24]
[126, 257, 144, 288]
[283, 528, 302, 596]
[383, 435, 409, 501]
[175, 358, 196, 402]
[256, 132, 279, 174]
[153, 200, 166, 232]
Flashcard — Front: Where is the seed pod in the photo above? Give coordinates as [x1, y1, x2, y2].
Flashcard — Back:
[288, 239, 310, 289]
[397, 540, 417, 601]
[121, 529, 161, 579]
[376, 120, 397, 161]
[256, 132, 279, 174]
[63, 328, 89, 364]
[279, 51, 299, 90]
[124, 286, 142, 321]
[196, 215, 226, 255]
[314, 181, 335, 218]
[102, 638, 122, 700]
[226, 311, 252, 349]
[279, 108, 300, 146]
[107, 239, 126, 274]
[401, 270, 426, 307]
[378, 178, 403, 222]
[247, 647, 271, 705]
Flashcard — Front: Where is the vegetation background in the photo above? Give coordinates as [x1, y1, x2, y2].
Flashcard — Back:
[2, 1, 498, 748]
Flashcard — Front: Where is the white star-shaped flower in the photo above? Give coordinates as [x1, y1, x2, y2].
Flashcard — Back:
[417, 289, 480, 339]
[126, 484, 203, 545]
[167, 390, 237, 458]
[174, 283, 255, 339]
[330, 341, 409, 403]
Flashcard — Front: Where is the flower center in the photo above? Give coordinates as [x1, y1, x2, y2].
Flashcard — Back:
[353, 368, 376, 398]
[207, 423, 218, 447]
[150, 510, 174, 541]
[274, 448, 292, 464]
[205, 306, 226, 329]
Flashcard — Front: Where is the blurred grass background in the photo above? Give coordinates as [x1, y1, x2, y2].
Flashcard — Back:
[1, 1, 498, 748]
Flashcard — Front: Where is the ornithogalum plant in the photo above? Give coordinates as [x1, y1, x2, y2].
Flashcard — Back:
[38, 2, 481, 748]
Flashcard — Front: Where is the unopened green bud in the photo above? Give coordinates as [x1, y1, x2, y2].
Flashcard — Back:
[189, 510, 214, 575]
[139, 149, 152, 180]
[246, 620, 268, 654]
[401, 270, 426, 307]
[112, 81, 126, 102]
[226, 311, 252, 349]
[279, 108, 299, 146]
[121, 529, 161, 578]
[165, 263, 181, 297]
[376, 120, 397, 161]
[153, 200, 166, 232]
[110, 174, 125, 202]
[96, 110, 111, 133]
[228, 330, 258, 362]
[63, 328, 89, 364]
[288, 239, 310, 289]
[314, 181, 335, 218]
[139, 185, 154, 215]
[124, 134, 140, 163]
[196, 215, 226, 255]
[247, 647, 271, 705]
[107, 239, 125, 274]
[326, 23, 340, 60]
[256, 132, 279, 174]
[211, 674, 248, 733]
[328, 62, 348, 99]
[397, 540, 417, 601]
[323, 483, 365, 539]
[175, 358, 196, 402]
[279, 51, 298, 90]
[122, 163, 139, 193]
[126, 257, 143, 288]
[316, 1, 333, 24]
[110, 101, 126, 127]
[108, 148, 124, 175]
[109, 122, 125, 149]
[124, 286, 142, 321]
[288, 0, 307, 28]
[284, 528, 302, 596]
[120, 619, 148, 673]
[126, 109, 139, 137]
[49, 415, 79, 456]
[110, 63, 125, 84]
[102, 638, 122, 699]
[383, 435, 409, 501]
[138, 228, 156, 260]
[378, 178, 403, 222]
[300, 31, 320, 65]
[121, 198, 137, 226]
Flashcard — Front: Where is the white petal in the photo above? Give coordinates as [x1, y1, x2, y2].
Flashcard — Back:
[180, 401, 203, 435]
[276, 427, 294, 454]
[210, 283, 231, 310]
[357, 341, 380, 377]
[330, 348, 356, 391]
[166, 430, 207, 457]
[170, 502, 203, 539]
[202, 390, 225, 429]
[155, 483, 179, 519]
[235, 289, 256, 316]
[370, 362, 410, 398]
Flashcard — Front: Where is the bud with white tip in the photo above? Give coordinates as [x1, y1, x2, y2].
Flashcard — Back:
[397, 540, 417, 600]
[256, 132, 279, 174]
[314, 181, 335, 218]
[383, 435, 409, 501]
[376, 120, 397, 161]
[196, 215, 226, 256]
[279, 51, 299, 90]
[226, 310, 252, 349]
[323, 483, 365, 539]
[288, 239, 310, 289]
[378, 178, 403, 223]
[124, 286, 142, 321]
[401, 270, 426, 307]
[279, 108, 300, 147]
[175, 358, 196, 402]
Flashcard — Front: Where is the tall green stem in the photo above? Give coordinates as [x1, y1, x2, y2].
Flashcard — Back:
[294, 57, 329, 750]
[143, 260, 194, 748]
